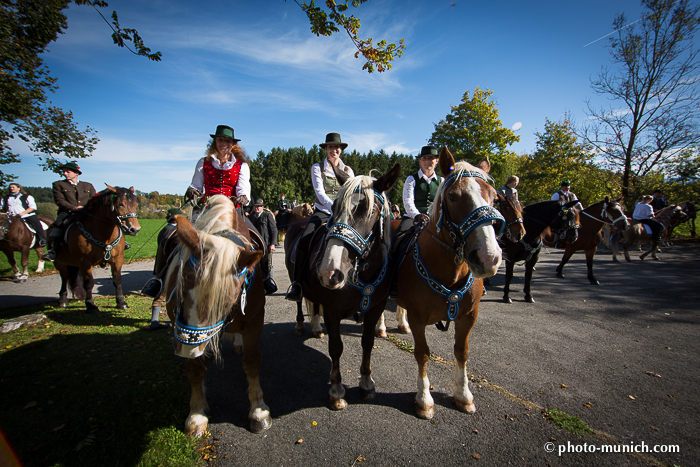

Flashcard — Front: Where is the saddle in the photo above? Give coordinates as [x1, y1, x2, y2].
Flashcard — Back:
[289, 222, 328, 268]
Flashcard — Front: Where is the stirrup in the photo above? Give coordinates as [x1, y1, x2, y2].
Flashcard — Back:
[285, 282, 302, 302]
[141, 277, 163, 298]
[263, 278, 278, 295]
[41, 250, 56, 262]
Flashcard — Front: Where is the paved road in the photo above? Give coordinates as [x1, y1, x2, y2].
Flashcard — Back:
[2, 241, 699, 466]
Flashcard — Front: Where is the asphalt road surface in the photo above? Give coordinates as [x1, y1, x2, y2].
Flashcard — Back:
[2, 240, 698, 466]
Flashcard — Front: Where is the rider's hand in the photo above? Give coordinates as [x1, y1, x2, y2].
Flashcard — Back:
[415, 213, 430, 225]
[236, 195, 249, 206]
[185, 187, 201, 200]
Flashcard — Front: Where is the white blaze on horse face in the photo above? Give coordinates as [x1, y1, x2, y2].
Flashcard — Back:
[318, 238, 349, 289]
[174, 288, 208, 359]
[465, 179, 502, 277]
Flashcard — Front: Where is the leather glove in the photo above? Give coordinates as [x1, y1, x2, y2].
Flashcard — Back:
[236, 195, 249, 206]
[185, 187, 201, 200]
[415, 213, 430, 225]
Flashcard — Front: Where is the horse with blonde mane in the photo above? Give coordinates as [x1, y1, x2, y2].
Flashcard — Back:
[162, 195, 267, 436]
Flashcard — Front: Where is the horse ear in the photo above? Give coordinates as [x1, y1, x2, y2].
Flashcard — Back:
[605, 196, 610, 204]
[565, 200, 579, 209]
[477, 157, 491, 174]
[129, 186, 135, 194]
[174, 215, 201, 257]
[374, 164, 401, 193]
[238, 249, 264, 270]
[332, 163, 351, 186]
[438, 146, 455, 176]
[106, 184, 117, 193]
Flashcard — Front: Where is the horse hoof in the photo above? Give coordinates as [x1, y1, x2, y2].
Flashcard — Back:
[249, 416, 271, 433]
[454, 398, 476, 414]
[556, 273, 565, 279]
[414, 403, 434, 420]
[117, 304, 128, 310]
[375, 328, 387, 338]
[398, 325, 411, 334]
[353, 312, 363, 324]
[58, 301, 68, 308]
[612, 257, 618, 263]
[361, 387, 376, 401]
[502, 296, 512, 304]
[85, 307, 100, 314]
[590, 279, 600, 286]
[295, 328, 305, 337]
[525, 296, 535, 304]
[233, 345, 244, 356]
[330, 396, 347, 411]
[312, 331, 325, 339]
[481, 288, 487, 296]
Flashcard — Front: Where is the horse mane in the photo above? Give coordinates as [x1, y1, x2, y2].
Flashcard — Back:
[429, 160, 492, 222]
[85, 187, 136, 212]
[336, 175, 391, 245]
[169, 195, 248, 360]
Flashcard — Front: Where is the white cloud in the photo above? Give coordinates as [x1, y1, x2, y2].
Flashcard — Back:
[512, 122, 522, 131]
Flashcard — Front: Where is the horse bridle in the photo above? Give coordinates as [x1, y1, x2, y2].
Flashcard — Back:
[496, 198, 523, 241]
[0, 212, 13, 239]
[581, 201, 627, 227]
[172, 230, 255, 346]
[434, 170, 506, 264]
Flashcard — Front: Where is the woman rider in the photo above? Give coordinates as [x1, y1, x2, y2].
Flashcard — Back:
[285, 133, 354, 302]
[141, 124, 252, 298]
[633, 195, 664, 243]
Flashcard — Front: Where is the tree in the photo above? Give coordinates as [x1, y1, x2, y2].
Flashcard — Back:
[581, 0, 700, 201]
[428, 87, 520, 182]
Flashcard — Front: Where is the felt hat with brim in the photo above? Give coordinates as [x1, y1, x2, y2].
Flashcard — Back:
[210, 125, 241, 142]
[417, 146, 439, 159]
[319, 133, 348, 150]
[254, 199, 264, 207]
[561, 180, 571, 186]
[166, 207, 185, 221]
[59, 161, 82, 175]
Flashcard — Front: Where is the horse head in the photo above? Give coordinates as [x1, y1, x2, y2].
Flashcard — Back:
[166, 195, 263, 359]
[551, 199, 581, 244]
[495, 193, 525, 242]
[318, 164, 401, 290]
[429, 147, 504, 278]
[603, 196, 629, 231]
[105, 185, 141, 236]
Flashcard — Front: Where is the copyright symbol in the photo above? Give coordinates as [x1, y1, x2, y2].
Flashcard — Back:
[544, 442, 555, 453]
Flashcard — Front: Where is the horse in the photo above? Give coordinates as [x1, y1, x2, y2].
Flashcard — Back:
[392, 147, 505, 419]
[276, 203, 313, 243]
[285, 164, 401, 410]
[0, 213, 53, 282]
[658, 203, 695, 246]
[52, 185, 140, 313]
[495, 199, 581, 304]
[162, 195, 267, 436]
[543, 197, 629, 285]
[611, 205, 689, 261]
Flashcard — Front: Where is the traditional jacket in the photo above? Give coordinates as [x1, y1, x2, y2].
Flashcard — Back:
[251, 209, 278, 249]
[189, 156, 250, 204]
[52, 180, 96, 214]
[403, 171, 442, 218]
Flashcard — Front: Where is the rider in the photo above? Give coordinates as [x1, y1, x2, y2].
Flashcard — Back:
[395, 146, 443, 236]
[633, 195, 664, 243]
[0, 183, 47, 247]
[147, 207, 184, 329]
[285, 132, 354, 302]
[497, 175, 519, 202]
[42, 162, 96, 261]
[550, 180, 583, 248]
[278, 193, 292, 214]
[250, 199, 278, 295]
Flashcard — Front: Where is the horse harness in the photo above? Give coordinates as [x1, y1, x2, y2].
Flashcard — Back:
[496, 197, 524, 242]
[75, 195, 139, 261]
[172, 229, 257, 346]
[580, 201, 627, 226]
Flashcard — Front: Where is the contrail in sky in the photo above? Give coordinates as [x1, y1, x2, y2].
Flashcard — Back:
[583, 18, 642, 47]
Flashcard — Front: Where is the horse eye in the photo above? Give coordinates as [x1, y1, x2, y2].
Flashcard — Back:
[448, 193, 457, 202]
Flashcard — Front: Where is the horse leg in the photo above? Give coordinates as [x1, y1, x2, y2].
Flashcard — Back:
[408, 316, 433, 419]
[396, 305, 410, 334]
[5, 251, 20, 281]
[555, 248, 574, 279]
[359, 307, 384, 400]
[241, 326, 271, 433]
[453, 307, 478, 414]
[184, 357, 209, 437]
[34, 248, 45, 273]
[611, 235, 619, 262]
[375, 311, 387, 338]
[523, 255, 538, 303]
[110, 261, 128, 309]
[310, 301, 324, 338]
[502, 260, 514, 303]
[623, 242, 632, 262]
[640, 242, 656, 261]
[68, 265, 86, 300]
[325, 314, 347, 410]
[18, 249, 29, 281]
[58, 268, 70, 307]
[295, 301, 305, 336]
[233, 333, 244, 355]
[585, 246, 600, 285]
[82, 267, 99, 313]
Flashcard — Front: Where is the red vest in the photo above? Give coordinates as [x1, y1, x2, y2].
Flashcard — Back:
[202, 158, 242, 199]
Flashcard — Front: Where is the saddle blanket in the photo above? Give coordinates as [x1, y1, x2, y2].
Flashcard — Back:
[23, 219, 50, 235]
[643, 224, 653, 235]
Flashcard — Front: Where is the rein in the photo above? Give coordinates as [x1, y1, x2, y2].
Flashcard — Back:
[581, 202, 627, 226]
[496, 199, 524, 242]
[0, 213, 12, 240]
[77, 194, 139, 261]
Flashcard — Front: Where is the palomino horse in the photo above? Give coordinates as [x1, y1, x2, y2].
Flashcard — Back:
[286, 164, 401, 410]
[0, 213, 53, 282]
[496, 199, 580, 304]
[163, 195, 267, 436]
[611, 205, 688, 262]
[544, 197, 629, 285]
[392, 147, 505, 419]
[276, 203, 313, 243]
[52, 186, 140, 312]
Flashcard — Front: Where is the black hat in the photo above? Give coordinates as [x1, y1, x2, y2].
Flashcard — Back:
[59, 161, 82, 175]
[319, 133, 348, 150]
[254, 199, 264, 207]
[417, 146, 439, 159]
[210, 125, 241, 142]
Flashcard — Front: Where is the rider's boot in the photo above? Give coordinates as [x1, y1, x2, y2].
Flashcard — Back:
[41, 229, 62, 261]
[285, 265, 303, 302]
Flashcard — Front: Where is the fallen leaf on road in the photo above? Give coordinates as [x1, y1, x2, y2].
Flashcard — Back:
[472, 453, 481, 459]
[651, 426, 659, 431]
[643, 371, 661, 378]
[296, 439, 303, 444]
[629, 395, 636, 400]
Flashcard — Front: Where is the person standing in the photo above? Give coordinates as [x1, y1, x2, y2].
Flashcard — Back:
[497, 175, 519, 202]
[0, 183, 47, 247]
[250, 199, 278, 295]
[42, 162, 96, 261]
[286, 132, 354, 302]
[396, 146, 443, 235]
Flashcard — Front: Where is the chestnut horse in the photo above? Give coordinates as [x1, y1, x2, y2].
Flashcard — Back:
[163, 195, 267, 436]
[392, 147, 505, 419]
[611, 205, 688, 261]
[53, 186, 140, 312]
[276, 203, 313, 243]
[0, 213, 53, 282]
[286, 164, 401, 410]
[543, 197, 629, 285]
[496, 199, 581, 304]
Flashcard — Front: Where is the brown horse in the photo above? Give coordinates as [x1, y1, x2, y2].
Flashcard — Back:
[53, 185, 140, 313]
[0, 213, 53, 282]
[286, 165, 401, 410]
[544, 197, 629, 285]
[611, 205, 689, 261]
[162, 195, 266, 436]
[392, 147, 504, 419]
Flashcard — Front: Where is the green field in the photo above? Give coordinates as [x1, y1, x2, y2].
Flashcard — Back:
[0, 219, 167, 278]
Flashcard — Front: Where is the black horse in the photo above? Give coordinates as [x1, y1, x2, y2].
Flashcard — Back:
[495, 200, 580, 304]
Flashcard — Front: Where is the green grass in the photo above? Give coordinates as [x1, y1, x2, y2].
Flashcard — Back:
[0, 219, 167, 278]
[544, 409, 594, 436]
[0, 295, 203, 467]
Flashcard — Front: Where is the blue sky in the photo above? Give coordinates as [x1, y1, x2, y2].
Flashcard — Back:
[9, 0, 644, 194]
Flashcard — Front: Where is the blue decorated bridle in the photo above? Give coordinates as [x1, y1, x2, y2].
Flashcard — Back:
[172, 230, 256, 347]
[325, 188, 390, 313]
